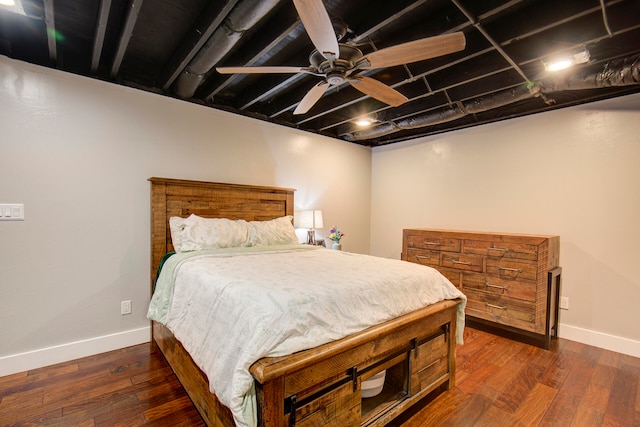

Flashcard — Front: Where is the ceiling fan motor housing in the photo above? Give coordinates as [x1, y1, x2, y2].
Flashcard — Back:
[326, 73, 345, 85]
[309, 44, 364, 81]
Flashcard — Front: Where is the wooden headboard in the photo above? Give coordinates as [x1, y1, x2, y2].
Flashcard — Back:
[149, 177, 295, 288]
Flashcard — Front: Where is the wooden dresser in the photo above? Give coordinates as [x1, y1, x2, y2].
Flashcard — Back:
[402, 229, 561, 349]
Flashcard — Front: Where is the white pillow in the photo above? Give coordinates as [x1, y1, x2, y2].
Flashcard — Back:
[178, 214, 250, 252]
[247, 215, 298, 246]
[169, 214, 298, 252]
[169, 216, 191, 252]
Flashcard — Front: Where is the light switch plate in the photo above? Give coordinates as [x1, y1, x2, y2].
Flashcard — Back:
[0, 204, 24, 221]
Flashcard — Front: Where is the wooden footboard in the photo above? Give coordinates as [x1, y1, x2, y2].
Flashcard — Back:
[252, 299, 460, 427]
[152, 298, 460, 427]
[149, 177, 461, 426]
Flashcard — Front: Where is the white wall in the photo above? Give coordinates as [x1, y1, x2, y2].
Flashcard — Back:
[371, 93, 640, 357]
[2, 54, 638, 376]
[0, 56, 371, 375]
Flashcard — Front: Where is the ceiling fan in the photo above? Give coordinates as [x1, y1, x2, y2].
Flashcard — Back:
[216, 0, 466, 115]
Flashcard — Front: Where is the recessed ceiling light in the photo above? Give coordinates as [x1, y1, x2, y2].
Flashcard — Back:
[0, 0, 26, 15]
[355, 118, 374, 127]
[544, 48, 590, 72]
[354, 113, 378, 127]
[546, 59, 574, 72]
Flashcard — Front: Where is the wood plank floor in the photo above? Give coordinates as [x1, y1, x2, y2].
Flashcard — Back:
[1, 327, 639, 426]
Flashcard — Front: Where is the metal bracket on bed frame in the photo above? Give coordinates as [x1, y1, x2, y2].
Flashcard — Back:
[350, 366, 358, 392]
[287, 394, 297, 427]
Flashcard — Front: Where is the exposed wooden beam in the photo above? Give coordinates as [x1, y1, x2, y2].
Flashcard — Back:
[42, 0, 56, 66]
[91, 0, 112, 74]
[110, 0, 144, 78]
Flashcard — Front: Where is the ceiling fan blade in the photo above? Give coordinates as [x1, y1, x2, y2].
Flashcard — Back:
[216, 66, 306, 74]
[363, 32, 466, 69]
[293, 0, 339, 59]
[348, 76, 408, 107]
[294, 81, 330, 115]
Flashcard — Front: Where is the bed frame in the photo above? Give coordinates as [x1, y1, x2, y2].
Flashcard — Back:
[149, 177, 462, 427]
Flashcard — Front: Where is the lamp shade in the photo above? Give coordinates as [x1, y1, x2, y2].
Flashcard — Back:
[296, 210, 313, 228]
[296, 210, 323, 229]
[313, 210, 323, 229]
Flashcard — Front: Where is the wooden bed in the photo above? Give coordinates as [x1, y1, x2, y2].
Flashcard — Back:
[149, 177, 462, 427]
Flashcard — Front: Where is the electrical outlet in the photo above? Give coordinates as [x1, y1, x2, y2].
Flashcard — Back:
[559, 296, 569, 310]
[121, 300, 132, 315]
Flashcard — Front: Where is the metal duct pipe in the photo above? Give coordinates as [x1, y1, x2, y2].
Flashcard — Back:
[173, 0, 282, 98]
[540, 54, 640, 92]
[345, 84, 539, 142]
[395, 104, 466, 130]
[463, 83, 540, 114]
[343, 122, 399, 141]
[344, 54, 640, 142]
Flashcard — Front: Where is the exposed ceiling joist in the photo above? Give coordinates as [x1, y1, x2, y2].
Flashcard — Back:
[110, 0, 143, 78]
[91, 0, 111, 73]
[0, 0, 638, 146]
[43, 0, 56, 65]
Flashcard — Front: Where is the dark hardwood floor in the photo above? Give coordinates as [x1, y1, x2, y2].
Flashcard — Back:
[1, 327, 639, 426]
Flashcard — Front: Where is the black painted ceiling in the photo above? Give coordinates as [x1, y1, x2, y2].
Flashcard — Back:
[1, 0, 639, 146]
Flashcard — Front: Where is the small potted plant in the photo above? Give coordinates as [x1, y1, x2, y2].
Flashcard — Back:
[328, 226, 344, 250]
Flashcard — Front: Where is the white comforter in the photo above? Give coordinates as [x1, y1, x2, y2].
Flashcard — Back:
[147, 245, 466, 427]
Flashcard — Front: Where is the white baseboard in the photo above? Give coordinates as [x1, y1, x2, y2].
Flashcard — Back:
[559, 323, 640, 358]
[0, 326, 150, 377]
[2, 323, 637, 378]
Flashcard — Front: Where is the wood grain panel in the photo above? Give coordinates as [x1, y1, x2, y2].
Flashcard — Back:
[2, 328, 639, 426]
[402, 228, 560, 348]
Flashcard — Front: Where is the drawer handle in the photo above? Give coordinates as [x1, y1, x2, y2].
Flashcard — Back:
[423, 241, 441, 246]
[487, 246, 509, 252]
[415, 255, 431, 260]
[452, 259, 472, 265]
[498, 266, 522, 273]
[485, 282, 508, 291]
[485, 302, 507, 310]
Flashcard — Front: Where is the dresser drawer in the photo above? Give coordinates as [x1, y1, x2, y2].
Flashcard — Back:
[486, 258, 538, 281]
[406, 234, 460, 252]
[410, 331, 449, 396]
[441, 252, 483, 272]
[461, 272, 536, 302]
[405, 248, 440, 267]
[403, 229, 560, 348]
[463, 239, 538, 261]
[464, 289, 536, 331]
